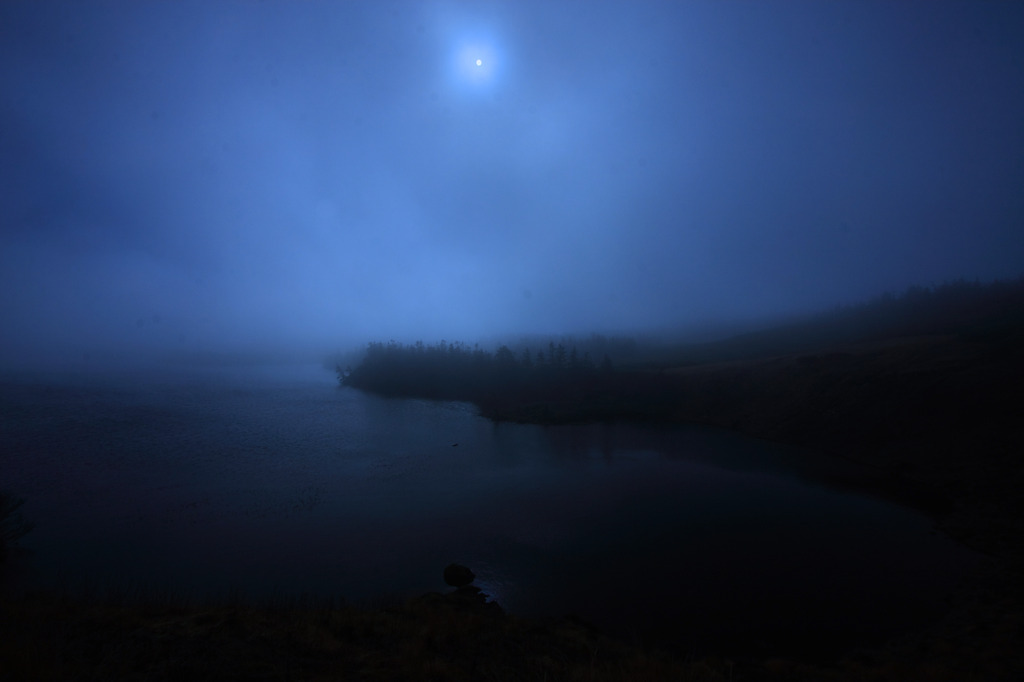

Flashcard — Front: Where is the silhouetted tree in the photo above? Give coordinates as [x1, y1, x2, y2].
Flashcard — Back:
[554, 343, 567, 368]
[494, 344, 517, 367]
[0, 490, 33, 563]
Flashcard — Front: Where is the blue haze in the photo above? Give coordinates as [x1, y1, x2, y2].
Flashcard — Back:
[1, 1, 1022, 365]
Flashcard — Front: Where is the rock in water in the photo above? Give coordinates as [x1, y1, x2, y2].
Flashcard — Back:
[443, 563, 475, 587]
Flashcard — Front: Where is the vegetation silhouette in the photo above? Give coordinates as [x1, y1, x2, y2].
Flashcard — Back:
[344, 327, 696, 421]
[650, 276, 1024, 367]
[341, 276, 1024, 426]
[339, 337, 667, 423]
[0, 490, 33, 563]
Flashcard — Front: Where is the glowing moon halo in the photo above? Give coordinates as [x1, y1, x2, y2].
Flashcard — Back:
[452, 42, 499, 88]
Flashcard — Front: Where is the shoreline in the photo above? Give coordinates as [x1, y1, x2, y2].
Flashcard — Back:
[3, 330, 1022, 678]
[340, 329, 1024, 678]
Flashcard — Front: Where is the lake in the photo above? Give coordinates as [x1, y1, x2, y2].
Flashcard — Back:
[0, 361, 978, 656]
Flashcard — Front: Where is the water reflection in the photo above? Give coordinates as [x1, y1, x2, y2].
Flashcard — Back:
[0, 364, 978, 656]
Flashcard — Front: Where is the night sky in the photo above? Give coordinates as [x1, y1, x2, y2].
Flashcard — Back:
[2, 1, 1023, 365]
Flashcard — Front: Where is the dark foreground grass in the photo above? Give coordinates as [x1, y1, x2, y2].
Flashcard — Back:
[4, 580, 1022, 681]
[0, 587, 731, 682]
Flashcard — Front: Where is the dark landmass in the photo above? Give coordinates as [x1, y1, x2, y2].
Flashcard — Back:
[3, 278, 1023, 680]
[336, 277, 1024, 679]
[342, 278, 1024, 432]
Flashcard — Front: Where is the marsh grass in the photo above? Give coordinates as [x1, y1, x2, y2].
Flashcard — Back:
[7, 583, 1011, 681]
[0, 587, 731, 681]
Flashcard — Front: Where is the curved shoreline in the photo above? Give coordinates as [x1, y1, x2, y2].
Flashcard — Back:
[339, 330, 1024, 678]
[2, 328, 1021, 678]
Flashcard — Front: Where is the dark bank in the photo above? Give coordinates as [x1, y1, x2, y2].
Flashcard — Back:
[3, 279, 1023, 679]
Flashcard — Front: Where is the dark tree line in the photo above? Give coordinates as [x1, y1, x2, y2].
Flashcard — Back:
[669, 276, 1024, 367]
[339, 339, 614, 403]
[337, 277, 1024, 424]
[339, 336, 685, 424]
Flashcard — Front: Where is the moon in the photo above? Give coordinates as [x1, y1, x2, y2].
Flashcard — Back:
[452, 43, 498, 87]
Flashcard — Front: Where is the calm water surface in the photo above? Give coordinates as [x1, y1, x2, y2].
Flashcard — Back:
[0, 362, 978, 654]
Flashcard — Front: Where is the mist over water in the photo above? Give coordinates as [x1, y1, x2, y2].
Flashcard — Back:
[0, 363, 978, 653]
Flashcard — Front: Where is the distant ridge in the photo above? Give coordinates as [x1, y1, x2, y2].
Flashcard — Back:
[658, 276, 1024, 368]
